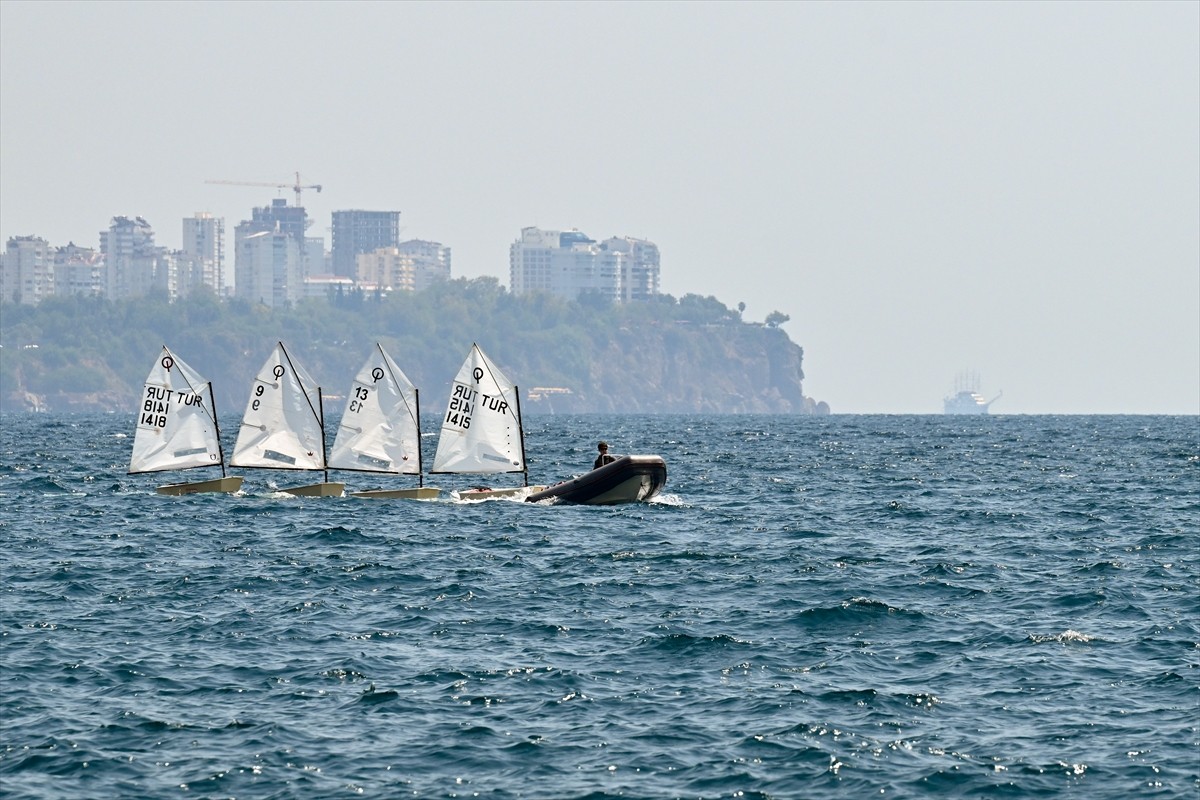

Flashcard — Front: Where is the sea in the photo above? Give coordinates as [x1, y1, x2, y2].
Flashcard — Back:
[1, 413, 1196, 800]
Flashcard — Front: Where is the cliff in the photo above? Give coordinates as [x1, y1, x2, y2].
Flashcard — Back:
[0, 285, 830, 415]
[570, 323, 814, 414]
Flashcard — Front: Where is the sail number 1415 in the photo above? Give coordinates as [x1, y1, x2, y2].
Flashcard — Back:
[446, 383, 474, 429]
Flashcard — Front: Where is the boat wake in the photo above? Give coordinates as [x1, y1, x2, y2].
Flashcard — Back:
[449, 487, 539, 503]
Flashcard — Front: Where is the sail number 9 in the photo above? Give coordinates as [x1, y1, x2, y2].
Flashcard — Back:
[252, 383, 265, 411]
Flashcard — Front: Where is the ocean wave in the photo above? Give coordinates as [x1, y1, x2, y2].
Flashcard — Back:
[1029, 630, 1097, 644]
[18, 475, 84, 495]
[301, 525, 371, 543]
[2, 413, 1196, 799]
[790, 597, 925, 629]
[639, 631, 756, 655]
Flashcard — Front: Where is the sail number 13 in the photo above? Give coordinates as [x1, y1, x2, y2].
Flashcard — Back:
[348, 386, 370, 414]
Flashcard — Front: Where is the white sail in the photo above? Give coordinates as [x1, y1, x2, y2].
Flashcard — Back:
[431, 344, 526, 474]
[129, 346, 223, 474]
[230, 342, 327, 471]
[329, 343, 421, 474]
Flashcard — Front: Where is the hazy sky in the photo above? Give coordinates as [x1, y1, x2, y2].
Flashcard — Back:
[2, 1, 1197, 414]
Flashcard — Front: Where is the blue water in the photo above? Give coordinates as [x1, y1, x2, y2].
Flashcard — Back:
[1, 413, 1196, 799]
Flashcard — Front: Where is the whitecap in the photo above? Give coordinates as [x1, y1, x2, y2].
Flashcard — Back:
[1030, 629, 1095, 644]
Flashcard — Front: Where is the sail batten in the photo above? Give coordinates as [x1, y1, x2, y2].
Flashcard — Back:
[431, 344, 527, 476]
[129, 346, 224, 475]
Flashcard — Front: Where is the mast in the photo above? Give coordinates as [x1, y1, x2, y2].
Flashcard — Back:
[514, 383, 529, 486]
[209, 380, 228, 478]
[319, 388, 329, 484]
[415, 386, 425, 487]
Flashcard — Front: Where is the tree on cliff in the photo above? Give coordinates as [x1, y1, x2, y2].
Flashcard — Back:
[765, 311, 790, 328]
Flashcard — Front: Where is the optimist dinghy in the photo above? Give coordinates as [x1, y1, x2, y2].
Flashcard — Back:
[431, 343, 545, 500]
[230, 342, 344, 497]
[331, 343, 439, 500]
[129, 345, 242, 496]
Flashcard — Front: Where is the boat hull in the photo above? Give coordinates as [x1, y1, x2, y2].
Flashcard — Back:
[454, 485, 548, 501]
[350, 486, 441, 500]
[156, 476, 244, 496]
[943, 391, 990, 414]
[526, 455, 667, 506]
[282, 482, 345, 497]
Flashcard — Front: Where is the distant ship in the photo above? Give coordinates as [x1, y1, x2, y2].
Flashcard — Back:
[943, 372, 1001, 415]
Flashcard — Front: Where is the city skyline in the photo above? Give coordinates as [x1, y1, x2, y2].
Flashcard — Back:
[2, 1, 1196, 413]
[3, 204, 661, 308]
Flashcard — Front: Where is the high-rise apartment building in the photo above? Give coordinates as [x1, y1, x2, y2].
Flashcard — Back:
[332, 210, 401, 278]
[53, 243, 102, 297]
[233, 199, 315, 302]
[601, 236, 660, 302]
[100, 216, 170, 300]
[305, 237, 327, 279]
[1, 236, 54, 305]
[235, 228, 302, 308]
[509, 227, 660, 303]
[400, 239, 450, 291]
[181, 213, 225, 295]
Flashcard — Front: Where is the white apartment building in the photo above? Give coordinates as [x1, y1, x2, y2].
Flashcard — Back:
[1, 236, 54, 305]
[305, 237, 327, 280]
[181, 213, 224, 295]
[231, 199, 319, 300]
[509, 227, 659, 303]
[235, 228, 302, 308]
[358, 248, 418, 293]
[357, 239, 451, 293]
[601, 236, 660, 303]
[398, 239, 451, 290]
[100, 216, 171, 300]
[173, 252, 212, 299]
[53, 243, 102, 297]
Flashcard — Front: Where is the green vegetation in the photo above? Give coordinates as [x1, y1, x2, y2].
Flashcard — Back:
[0, 280, 817, 414]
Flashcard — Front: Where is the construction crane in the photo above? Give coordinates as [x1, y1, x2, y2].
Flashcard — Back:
[205, 171, 322, 207]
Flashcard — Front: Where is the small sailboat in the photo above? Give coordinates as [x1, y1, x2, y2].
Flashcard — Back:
[230, 341, 344, 497]
[431, 343, 544, 499]
[330, 343, 439, 500]
[129, 345, 243, 495]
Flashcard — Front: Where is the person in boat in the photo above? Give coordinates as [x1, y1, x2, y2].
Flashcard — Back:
[594, 441, 616, 470]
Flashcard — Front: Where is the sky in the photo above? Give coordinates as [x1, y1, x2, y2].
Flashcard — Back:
[1, 1, 1197, 414]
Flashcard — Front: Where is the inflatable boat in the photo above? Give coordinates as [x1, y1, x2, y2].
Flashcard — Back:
[526, 454, 667, 506]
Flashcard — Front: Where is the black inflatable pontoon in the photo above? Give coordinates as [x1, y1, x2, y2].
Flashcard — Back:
[525, 454, 667, 506]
